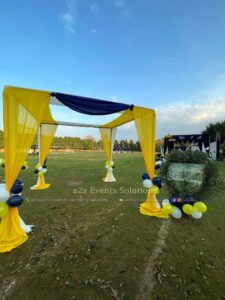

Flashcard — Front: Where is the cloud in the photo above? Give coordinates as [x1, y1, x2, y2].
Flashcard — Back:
[59, 0, 77, 33]
[114, 0, 129, 19]
[60, 13, 75, 33]
[90, 3, 99, 14]
[155, 99, 225, 137]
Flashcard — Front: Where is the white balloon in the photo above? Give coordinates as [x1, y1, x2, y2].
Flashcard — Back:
[0, 183, 6, 190]
[162, 199, 170, 206]
[42, 168, 47, 174]
[38, 166, 43, 171]
[171, 207, 182, 219]
[143, 179, 153, 189]
[0, 185, 10, 203]
[191, 210, 202, 219]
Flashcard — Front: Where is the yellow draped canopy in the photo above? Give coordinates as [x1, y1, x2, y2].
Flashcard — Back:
[0, 86, 167, 253]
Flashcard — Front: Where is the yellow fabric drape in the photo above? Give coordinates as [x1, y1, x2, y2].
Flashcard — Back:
[31, 124, 57, 190]
[39, 124, 57, 165]
[101, 109, 134, 128]
[0, 86, 52, 253]
[100, 128, 112, 162]
[133, 107, 167, 218]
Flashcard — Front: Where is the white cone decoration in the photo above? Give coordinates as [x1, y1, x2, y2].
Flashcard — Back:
[171, 207, 182, 219]
[143, 179, 153, 189]
[103, 168, 116, 182]
[0, 184, 10, 203]
[19, 216, 34, 233]
[191, 211, 202, 219]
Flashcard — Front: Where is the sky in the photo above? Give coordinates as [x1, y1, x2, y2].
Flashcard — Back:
[0, 0, 225, 141]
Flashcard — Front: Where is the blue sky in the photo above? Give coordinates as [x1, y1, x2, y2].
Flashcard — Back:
[1, 0, 225, 140]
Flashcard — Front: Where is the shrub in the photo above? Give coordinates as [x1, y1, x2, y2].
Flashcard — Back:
[160, 150, 217, 197]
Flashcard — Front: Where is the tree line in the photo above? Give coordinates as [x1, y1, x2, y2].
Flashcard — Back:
[52, 136, 141, 151]
[0, 130, 141, 151]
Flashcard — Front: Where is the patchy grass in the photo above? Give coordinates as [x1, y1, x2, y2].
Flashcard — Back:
[0, 153, 224, 300]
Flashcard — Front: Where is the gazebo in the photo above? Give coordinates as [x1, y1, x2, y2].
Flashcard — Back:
[0, 86, 167, 253]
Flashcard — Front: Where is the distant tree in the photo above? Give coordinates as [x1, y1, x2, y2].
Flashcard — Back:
[136, 141, 141, 151]
[202, 120, 225, 142]
[114, 139, 119, 151]
[120, 140, 125, 151]
[129, 140, 135, 151]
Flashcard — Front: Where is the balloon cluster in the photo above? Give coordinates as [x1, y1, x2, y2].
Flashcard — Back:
[142, 173, 162, 195]
[105, 161, 115, 172]
[34, 163, 47, 176]
[162, 196, 207, 219]
[21, 161, 28, 171]
[182, 202, 207, 219]
[0, 179, 24, 218]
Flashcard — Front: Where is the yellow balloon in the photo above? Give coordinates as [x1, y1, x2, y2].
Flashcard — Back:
[149, 185, 159, 195]
[163, 204, 174, 214]
[0, 203, 8, 218]
[35, 163, 41, 169]
[194, 202, 207, 213]
[38, 171, 43, 176]
[182, 204, 194, 215]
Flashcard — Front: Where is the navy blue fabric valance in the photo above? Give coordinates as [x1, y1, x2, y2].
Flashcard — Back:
[51, 92, 133, 115]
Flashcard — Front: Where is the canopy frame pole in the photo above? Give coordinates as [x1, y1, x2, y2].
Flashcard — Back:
[41, 121, 109, 128]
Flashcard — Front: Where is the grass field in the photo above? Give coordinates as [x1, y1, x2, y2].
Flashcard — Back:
[0, 152, 225, 300]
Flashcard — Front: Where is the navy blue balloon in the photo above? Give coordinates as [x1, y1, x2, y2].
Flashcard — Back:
[43, 164, 47, 169]
[11, 183, 23, 194]
[183, 194, 195, 205]
[152, 177, 162, 189]
[142, 173, 150, 180]
[34, 169, 39, 174]
[1, 163, 5, 168]
[7, 195, 23, 207]
[155, 165, 160, 170]
[169, 197, 177, 205]
[15, 179, 23, 185]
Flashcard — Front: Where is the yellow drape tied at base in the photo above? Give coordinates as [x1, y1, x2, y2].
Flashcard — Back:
[0, 86, 52, 253]
[133, 107, 167, 218]
[31, 124, 57, 190]
[0, 208, 28, 253]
